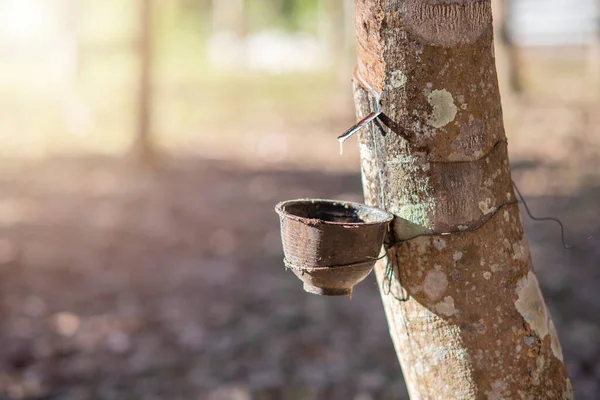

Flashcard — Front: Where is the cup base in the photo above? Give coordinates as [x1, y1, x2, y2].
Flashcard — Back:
[303, 283, 352, 297]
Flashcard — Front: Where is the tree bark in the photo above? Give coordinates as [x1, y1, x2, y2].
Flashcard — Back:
[352, 1, 572, 398]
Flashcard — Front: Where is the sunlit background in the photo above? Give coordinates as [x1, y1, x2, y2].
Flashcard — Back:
[0, 0, 598, 399]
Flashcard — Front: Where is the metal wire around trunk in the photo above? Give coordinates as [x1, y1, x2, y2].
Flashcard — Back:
[337, 67, 382, 153]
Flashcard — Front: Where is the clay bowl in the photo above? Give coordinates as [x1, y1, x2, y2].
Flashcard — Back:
[275, 199, 394, 296]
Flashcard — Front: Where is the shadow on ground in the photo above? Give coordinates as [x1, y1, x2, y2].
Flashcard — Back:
[0, 156, 597, 399]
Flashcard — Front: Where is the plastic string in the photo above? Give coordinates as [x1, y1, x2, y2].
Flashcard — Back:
[512, 179, 570, 249]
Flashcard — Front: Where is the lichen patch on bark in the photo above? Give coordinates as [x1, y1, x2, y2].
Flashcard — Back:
[486, 379, 508, 400]
[515, 271, 549, 340]
[563, 378, 574, 399]
[389, 70, 408, 89]
[435, 296, 456, 316]
[478, 198, 496, 214]
[512, 240, 529, 261]
[423, 269, 448, 301]
[549, 320, 564, 362]
[426, 89, 458, 128]
[432, 237, 446, 250]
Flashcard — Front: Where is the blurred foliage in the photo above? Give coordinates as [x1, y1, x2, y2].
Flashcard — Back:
[246, 0, 320, 33]
[0, 0, 347, 159]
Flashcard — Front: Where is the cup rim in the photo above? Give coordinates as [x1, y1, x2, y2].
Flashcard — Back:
[275, 198, 394, 227]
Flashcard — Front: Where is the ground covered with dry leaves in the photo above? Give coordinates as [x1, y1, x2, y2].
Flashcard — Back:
[0, 67, 599, 399]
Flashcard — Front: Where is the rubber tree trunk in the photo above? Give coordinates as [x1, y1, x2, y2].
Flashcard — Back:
[590, 0, 600, 98]
[493, 0, 522, 96]
[319, 0, 354, 84]
[352, 1, 572, 398]
[318, 0, 344, 67]
[57, 0, 81, 81]
[134, 0, 159, 167]
[211, 0, 245, 37]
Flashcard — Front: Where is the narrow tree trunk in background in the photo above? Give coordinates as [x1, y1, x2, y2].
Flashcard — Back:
[57, 0, 88, 136]
[319, 0, 345, 69]
[352, 1, 571, 398]
[493, 0, 522, 96]
[211, 0, 245, 37]
[319, 0, 355, 83]
[590, 0, 600, 98]
[58, 0, 81, 82]
[343, 0, 356, 62]
[135, 0, 159, 167]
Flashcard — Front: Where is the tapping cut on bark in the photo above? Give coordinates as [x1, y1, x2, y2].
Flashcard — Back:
[352, 1, 572, 398]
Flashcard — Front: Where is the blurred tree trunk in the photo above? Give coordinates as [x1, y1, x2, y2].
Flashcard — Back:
[590, 0, 600, 99]
[57, 0, 89, 136]
[352, 1, 571, 398]
[211, 0, 245, 36]
[493, 0, 522, 96]
[342, 0, 356, 60]
[319, 0, 344, 68]
[57, 0, 81, 81]
[280, 0, 296, 24]
[134, 0, 159, 167]
[319, 0, 356, 80]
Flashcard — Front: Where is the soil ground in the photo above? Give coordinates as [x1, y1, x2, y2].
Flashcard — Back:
[0, 49, 599, 399]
